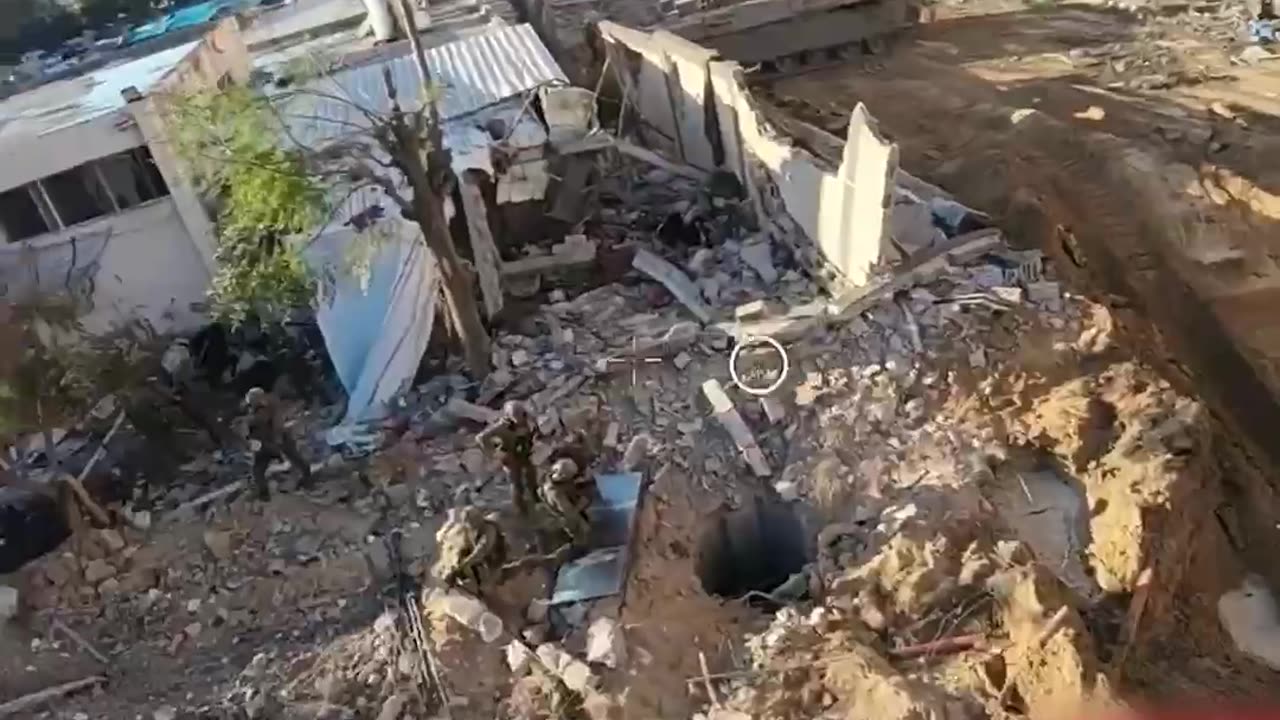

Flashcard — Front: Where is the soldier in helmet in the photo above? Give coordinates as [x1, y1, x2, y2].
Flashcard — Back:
[431, 505, 506, 592]
[476, 401, 537, 518]
[539, 457, 593, 547]
[243, 387, 312, 501]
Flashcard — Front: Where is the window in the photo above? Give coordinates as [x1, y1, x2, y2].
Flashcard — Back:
[0, 186, 51, 241]
[0, 147, 170, 243]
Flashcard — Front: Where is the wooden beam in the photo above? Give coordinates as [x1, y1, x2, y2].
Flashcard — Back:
[458, 176, 504, 320]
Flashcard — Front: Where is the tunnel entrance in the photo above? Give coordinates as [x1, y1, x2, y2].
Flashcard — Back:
[696, 497, 811, 599]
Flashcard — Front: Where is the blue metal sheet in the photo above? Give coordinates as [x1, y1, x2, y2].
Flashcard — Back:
[549, 472, 645, 606]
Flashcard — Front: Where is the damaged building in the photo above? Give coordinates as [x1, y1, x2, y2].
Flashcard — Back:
[0, 19, 251, 335]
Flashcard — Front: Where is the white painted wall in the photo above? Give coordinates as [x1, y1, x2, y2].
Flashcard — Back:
[0, 113, 145, 192]
[600, 22, 897, 287]
[0, 198, 211, 335]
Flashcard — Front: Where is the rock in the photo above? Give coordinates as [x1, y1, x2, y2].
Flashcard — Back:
[527, 598, 551, 623]
[511, 349, 531, 367]
[686, 247, 715, 275]
[537, 409, 562, 436]
[427, 588, 504, 643]
[740, 237, 778, 284]
[98, 577, 122, 596]
[506, 640, 536, 675]
[735, 299, 768, 320]
[375, 693, 410, 720]
[698, 276, 722, 305]
[622, 433, 652, 471]
[203, 530, 235, 561]
[366, 542, 392, 579]
[774, 480, 800, 502]
[586, 617, 626, 668]
[702, 379, 772, 477]
[153, 707, 178, 720]
[445, 398, 499, 424]
[991, 286, 1024, 304]
[83, 558, 116, 584]
[98, 528, 127, 553]
[0, 585, 18, 621]
[460, 448, 487, 475]
[560, 657, 598, 692]
[673, 352, 692, 370]
[761, 396, 787, 424]
[633, 249, 714, 323]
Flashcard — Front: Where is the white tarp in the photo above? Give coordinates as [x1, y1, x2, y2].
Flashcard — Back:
[305, 216, 439, 427]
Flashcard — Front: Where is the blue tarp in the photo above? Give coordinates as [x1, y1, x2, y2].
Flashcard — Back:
[304, 215, 440, 429]
[125, 0, 247, 45]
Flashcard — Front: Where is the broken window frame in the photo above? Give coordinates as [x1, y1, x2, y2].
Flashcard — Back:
[0, 146, 171, 244]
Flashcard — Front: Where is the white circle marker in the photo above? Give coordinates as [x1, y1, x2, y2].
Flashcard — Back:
[728, 334, 790, 397]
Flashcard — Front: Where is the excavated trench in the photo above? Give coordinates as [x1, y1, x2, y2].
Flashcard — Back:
[753, 52, 1280, 693]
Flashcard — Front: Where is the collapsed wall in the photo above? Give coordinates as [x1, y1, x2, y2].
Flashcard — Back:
[596, 21, 898, 291]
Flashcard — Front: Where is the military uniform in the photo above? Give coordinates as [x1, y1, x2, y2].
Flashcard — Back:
[539, 458, 592, 546]
[244, 387, 312, 501]
[476, 401, 537, 518]
[431, 506, 506, 591]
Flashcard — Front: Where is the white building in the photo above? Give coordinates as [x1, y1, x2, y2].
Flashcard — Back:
[0, 20, 250, 335]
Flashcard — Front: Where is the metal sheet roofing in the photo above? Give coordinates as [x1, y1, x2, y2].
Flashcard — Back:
[281, 22, 565, 150]
[0, 42, 199, 143]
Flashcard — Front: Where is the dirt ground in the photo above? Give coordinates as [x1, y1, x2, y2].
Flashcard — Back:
[758, 0, 1280, 679]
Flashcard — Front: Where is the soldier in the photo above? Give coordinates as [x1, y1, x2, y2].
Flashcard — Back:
[476, 401, 537, 518]
[431, 505, 506, 592]
[243, 387, 312, 501]
[538, 457, 593, 547]
[160, 338, 237, 449]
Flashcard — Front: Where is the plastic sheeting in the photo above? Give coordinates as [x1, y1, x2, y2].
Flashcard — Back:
[304, 216, 439, 427]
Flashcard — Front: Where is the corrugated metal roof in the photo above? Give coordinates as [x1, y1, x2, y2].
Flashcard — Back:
[281, 22, 565, 150]
[277, 22, 563, 226]
[0, 41, 199, 144]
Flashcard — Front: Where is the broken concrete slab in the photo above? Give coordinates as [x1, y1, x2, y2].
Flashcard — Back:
[632, 249, 714, 323]
[740, 236, 778, 284]
[761, 396, 787, 424]
[614, 138, 710, 182]
[445, 398, 499, 425]
[0, 585, 17, 622]
[426, 588, 504, 643]
[701, 379, 772, 477]
[735, 299, 768, 320]
[503, 237, 598, 278]
[586, 617, 627, 668]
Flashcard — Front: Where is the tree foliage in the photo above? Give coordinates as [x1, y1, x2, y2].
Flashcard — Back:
[164, 4, 493, 378]
[167, 86, 327, 325]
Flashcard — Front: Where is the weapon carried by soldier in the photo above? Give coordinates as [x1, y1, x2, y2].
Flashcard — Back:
[475, 401, 537, 518]
[430, 505, 507, 593]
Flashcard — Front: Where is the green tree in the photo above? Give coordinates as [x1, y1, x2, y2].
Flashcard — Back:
[164, 7, 492, 377]
[168, 85, 325, 326]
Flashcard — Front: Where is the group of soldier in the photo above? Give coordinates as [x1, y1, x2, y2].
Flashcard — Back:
[431, 400, 597, 595]
[141, 338, 590, 597]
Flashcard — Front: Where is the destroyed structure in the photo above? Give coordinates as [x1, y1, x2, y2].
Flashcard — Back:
[4, 0, 1280, 717]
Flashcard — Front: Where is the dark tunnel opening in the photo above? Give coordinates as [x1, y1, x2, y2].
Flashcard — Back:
[696, 497, 811, 599]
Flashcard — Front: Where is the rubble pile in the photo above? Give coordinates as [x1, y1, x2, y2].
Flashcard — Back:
[0, 144, 1252, 719]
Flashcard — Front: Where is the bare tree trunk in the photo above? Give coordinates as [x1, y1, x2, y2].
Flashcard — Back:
[418, 193, 492, 377]
[389, 0, 492, 379]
